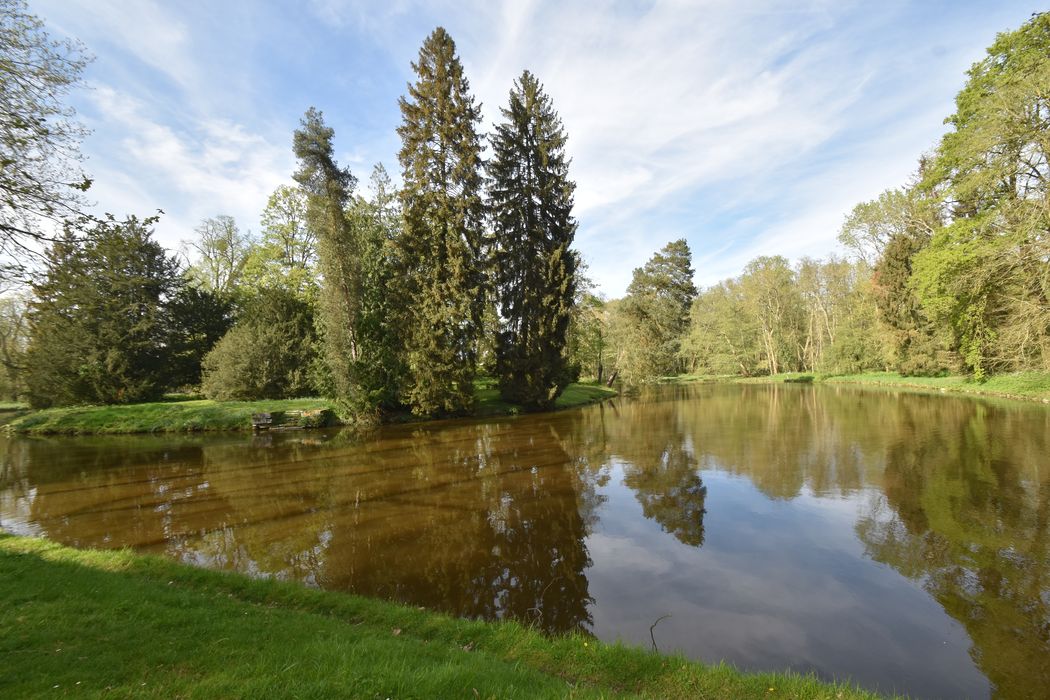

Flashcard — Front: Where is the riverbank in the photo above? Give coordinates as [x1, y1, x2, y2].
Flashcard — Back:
[0, 534, 883, 699]
[3, 382, 618, 435]
[669, 371, 1050, 403]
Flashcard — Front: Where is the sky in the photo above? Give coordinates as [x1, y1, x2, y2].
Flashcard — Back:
[33, 0, 1045, 296]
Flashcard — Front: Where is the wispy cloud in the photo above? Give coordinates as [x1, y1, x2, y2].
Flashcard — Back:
[84, 85, 292, 248]
[34, 0, 1045, 292]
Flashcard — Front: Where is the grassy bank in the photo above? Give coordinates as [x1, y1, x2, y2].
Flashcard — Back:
[0, 534, 884, 699]
[670, 371, 1050, 402]
[5, 382, 618, 435]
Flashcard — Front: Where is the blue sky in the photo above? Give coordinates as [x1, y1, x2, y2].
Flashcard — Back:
[34, 0, 1044, 295]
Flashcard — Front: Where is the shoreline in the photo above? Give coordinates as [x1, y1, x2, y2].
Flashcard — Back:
[0, 533, 886, 699]
[2, 382, 618, 436]
[666, 371, 1050, 405]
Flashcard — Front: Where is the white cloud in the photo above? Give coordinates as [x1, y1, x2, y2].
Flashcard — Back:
[84, 86, 293, 252]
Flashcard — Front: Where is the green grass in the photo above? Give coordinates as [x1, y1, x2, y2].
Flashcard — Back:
[6, 397, 338, 435]
[474, 380, 618, 416]
[664, 371, 1050, 402]
[6, 382, 618, 435]
[0, 401, 27, 411]
[0, 534, 887, 699]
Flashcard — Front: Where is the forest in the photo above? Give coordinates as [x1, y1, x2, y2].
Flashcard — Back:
[1, 2, 1048, 418]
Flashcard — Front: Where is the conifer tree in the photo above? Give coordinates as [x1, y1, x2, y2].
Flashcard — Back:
[395, 28, 485, 415]
[487, 70, 578, 409]
[24, 215, 182, 407]
[292, 108, 363, 409]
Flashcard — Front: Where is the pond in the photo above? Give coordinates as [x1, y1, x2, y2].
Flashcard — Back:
[1, 383, 1048, 699]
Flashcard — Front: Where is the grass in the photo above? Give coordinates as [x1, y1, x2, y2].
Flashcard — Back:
[6, 382, 618, 435]
[5, 397, 339, 435]
[665, 371, 1050, 402]
[0, 534, 887, 699]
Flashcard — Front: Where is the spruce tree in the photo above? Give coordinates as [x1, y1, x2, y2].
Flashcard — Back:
[487, 70, 578, 409]
[395, 28, 485, 415]
[292, 108, 363, 410]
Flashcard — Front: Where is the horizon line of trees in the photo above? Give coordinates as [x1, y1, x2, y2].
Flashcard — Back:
[1, 7, 1047, 407]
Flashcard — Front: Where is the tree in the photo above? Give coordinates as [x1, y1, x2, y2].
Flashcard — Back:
[488, 70, 578, 409]
[873, 232, 955, 375]
[914, 12, 1050, 375]
[184, 215, 254, 294]
[567, 291, 608, 382]
[349, 163, 406, 410]
[200, 287, 316, 401]
[738, 256, 801, 375]
[292, 108, 364, 410]
[166, 283, 234, 390]
[0, 291, 28, 399]
[0, 0, 92, 276]
[611, 239, 697, 382]
[395, 27, 485, 415]
[244, 185, 317, 298]
[23, 215, 182, 407]
[681, 279, 763, 376]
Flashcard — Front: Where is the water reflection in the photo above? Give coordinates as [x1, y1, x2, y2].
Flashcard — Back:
[2, 383, 1048, 699]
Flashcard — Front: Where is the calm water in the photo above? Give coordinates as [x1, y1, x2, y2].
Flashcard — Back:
[2, 384, 1048, 699]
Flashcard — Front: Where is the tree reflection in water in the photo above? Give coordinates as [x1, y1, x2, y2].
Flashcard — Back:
[2, 384, 1048, 698]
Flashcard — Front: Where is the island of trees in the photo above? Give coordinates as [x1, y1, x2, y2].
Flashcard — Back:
[1, 3, 1048, 419]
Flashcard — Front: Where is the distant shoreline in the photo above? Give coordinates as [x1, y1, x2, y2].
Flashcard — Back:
[664, 371, 1050, 404]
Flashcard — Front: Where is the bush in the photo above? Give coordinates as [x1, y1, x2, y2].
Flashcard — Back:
[201, 288, 317, 401]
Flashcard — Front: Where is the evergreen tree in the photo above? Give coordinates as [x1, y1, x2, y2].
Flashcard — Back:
[488, 70, 578, 409]
[395, 27, 485, 416]
[350, 164, 406, 410]
[292, 108, 363, 410]
[200, 287, 316, 401]
[612, 239, 697, 381]
[873, 232, 955, 376]
[23, 215, 182, 407]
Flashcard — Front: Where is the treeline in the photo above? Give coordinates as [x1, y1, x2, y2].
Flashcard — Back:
[2, 24, 581, 416]
[2, 9, 1048, 405]
[569, 12, 1050, 383]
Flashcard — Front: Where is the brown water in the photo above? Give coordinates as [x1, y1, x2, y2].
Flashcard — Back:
[1, 383, 1048, 699]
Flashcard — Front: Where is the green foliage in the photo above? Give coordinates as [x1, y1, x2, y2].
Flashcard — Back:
[349, 164, 407, 411]
[682, 256, 886, 378]
[870, 231, 953, 375]
[611, 239, 697, 382]
[243, 185, 317, 298]
[681, 279, 763, 376]
[488, 70, 579, 410]
[395, 27, 485, 415]
[166, 283, 234, 390]
[567, 290, 609, 382]
[0, 292, 28, 400]
[914, 12, 1050, 375]
[292, 108, 367, 410]
[0, 0, 91, 277]
[23, 215, 183, 408]
[184, 215, 254, 294]
[200, 287, 316, 401]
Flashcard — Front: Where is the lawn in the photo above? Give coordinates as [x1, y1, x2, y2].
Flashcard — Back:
[0, 534, 887, 700]
[5, 382, 619, 435]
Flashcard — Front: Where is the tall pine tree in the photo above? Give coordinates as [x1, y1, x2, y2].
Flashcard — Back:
[488, 70, 578, 409]
[292, 108, 363, 410]
[395, 28, 485, 416]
